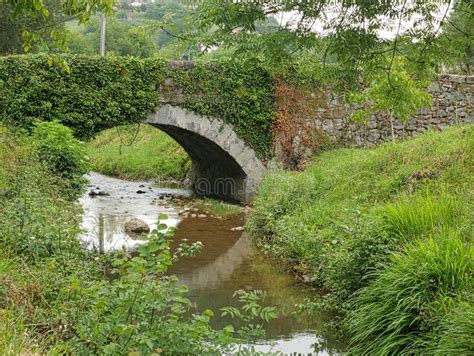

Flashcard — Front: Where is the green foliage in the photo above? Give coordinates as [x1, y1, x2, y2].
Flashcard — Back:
[347, 235, 473, 355]
[2, 0, 113, 53]
[382, 190, 462, 241]
[433, 301, 474, 354]
[221, 290, 277, 351]
[0, 311, 44, 355]
[68, 17, 159, 57]
[438, 2, 473, 75]
[65, 227, 235, 354]
[348, 58, 432, 128]
[0, 129, 83, 261]
[166, 59, 275, 156]
[247, 126, 474, 352]
[0, 127, 275, 354]
[0, 54, 275, 157]
[30, 120, 89, 181]
[0, 55, 163, 138]
[188, 0, 466, 122]
[87, 124, 190, 180]
[0, 0, 66, 55]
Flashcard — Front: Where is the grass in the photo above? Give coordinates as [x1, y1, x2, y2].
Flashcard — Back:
[247, 125, 474, 353]
[347, 233, 473, 354]
[0, 126, 273, 354]
[86, 124, 191, 180]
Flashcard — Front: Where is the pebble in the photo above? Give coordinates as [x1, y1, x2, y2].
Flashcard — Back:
[191, 214, 197, 218]
[230, 226, 244, 231]
[198, 214, 207, 218]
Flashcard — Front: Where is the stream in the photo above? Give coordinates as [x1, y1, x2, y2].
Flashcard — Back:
[78, 172, 344, 354]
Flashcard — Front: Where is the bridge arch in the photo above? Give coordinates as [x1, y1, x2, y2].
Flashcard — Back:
[146, 105, 266, 203]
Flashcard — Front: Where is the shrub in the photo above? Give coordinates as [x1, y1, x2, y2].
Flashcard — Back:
[29, 120, 89, 197]
[30, 120, 88, 179]
[347, 235, 473, 355]
[0, 133, 83, 261]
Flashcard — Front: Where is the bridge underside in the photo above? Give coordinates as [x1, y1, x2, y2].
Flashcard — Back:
[146, 105, 265, 203]
[149, 123, 247, 202]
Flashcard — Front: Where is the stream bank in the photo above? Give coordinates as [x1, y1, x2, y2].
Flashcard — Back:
[79, 172, 346, 354]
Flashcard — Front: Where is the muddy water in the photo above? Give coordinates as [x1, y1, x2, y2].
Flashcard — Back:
[79, 172, 344, 354]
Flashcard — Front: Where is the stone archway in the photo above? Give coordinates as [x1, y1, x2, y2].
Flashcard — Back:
[146, 104, 266, 202]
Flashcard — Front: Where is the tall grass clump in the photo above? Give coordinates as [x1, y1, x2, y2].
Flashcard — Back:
[0, 311, 46, 355]
[347, 234, 473, 355]
[433, 302, 474, 354]
[382, 189, 462, 240]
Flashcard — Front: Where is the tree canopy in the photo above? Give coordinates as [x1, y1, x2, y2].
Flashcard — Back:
[0, 0, 112, 53]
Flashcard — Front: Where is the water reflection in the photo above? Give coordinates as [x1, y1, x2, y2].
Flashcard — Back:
[79, 172, 185, 251]
[79, 172, 345, 354]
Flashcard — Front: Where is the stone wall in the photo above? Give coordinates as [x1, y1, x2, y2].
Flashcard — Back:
[275, 75, 473, 167]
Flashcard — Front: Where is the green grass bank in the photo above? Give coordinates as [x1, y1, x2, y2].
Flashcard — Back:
[247, 125, 474, 354]
[0, 125, 273, 354]
[86, 124, 191, 180]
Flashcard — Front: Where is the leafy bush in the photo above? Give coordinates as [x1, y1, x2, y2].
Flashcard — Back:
[31, 121, 88, 179]
[0, 130, 83, 260]
[347, 235, 473, 355]
[29, 120, 89, 198]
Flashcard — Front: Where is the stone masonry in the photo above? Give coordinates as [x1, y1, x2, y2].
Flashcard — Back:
[276, 75, 473, 166]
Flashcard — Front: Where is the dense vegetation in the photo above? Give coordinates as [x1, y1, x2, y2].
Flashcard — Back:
[247, 126, 473, 354]
[1, 1, 472, 354]
[0, 124, 276, 354]
[0, 54, 275, 157]
[87, 124, 190, 180]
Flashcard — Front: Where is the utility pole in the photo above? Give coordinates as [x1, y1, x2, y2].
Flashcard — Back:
[99, 13, 106, 56]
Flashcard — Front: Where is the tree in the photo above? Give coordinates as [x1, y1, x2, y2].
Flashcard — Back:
[439, 1, 473, 74]
[0, 0, 66, 54]
[188, 1, 463, 79]
[1, 0, 113, 53]
[68, 17, 158, 57]
[186, 0, 464, 126]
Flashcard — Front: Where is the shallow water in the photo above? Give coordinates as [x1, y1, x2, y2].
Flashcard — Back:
[79, 172, 345, 354]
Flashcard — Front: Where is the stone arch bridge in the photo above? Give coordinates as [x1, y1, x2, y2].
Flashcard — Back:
[146, 104, 265, 203]
[1, 57, 471, 202]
